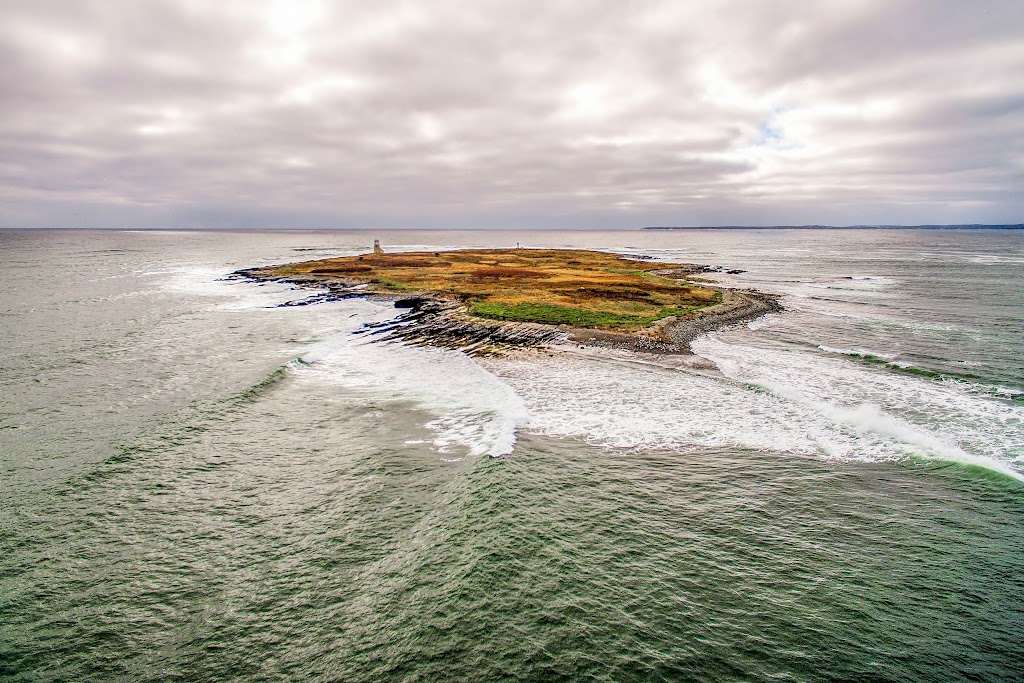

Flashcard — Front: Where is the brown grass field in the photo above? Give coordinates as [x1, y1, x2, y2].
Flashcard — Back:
[268, 248, 719, 329]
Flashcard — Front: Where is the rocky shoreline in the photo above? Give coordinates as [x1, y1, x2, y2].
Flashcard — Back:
[567, 288, 782, 355]
[232, 264, 783, 357]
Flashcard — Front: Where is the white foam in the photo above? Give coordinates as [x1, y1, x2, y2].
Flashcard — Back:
[817, 344, 898, 360]
[783, 296, 962, 332]
[694, 335, 1024, 480]
[483, 353, 825, 455]
[162, 266, 314, 310]
[472, 336, 1024, 481]
[294, 303, 529, 457]
[160, 266, 527, 457]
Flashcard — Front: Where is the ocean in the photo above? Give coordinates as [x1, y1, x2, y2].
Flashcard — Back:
[1, 228, 1022, 682]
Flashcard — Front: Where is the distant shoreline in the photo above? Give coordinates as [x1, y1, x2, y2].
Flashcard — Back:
[643, 224, 1024, 230]
[2, 224, 1021, 232]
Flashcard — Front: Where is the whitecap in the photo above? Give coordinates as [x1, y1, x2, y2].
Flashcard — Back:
[294, 302, 529, 457]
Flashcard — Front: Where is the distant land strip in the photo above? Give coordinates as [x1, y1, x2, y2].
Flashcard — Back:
[643, 224, 1024, 230]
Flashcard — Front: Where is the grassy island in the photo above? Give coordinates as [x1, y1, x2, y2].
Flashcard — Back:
[267, 248, 720, 330]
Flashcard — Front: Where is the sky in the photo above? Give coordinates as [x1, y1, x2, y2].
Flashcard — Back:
[1, 0, 1022, 229]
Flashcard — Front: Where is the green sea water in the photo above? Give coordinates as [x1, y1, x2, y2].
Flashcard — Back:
[1, 229, 1022, 682]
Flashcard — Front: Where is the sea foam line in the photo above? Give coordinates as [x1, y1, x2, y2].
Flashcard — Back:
[695, 336, 1024, 481]
[289, 300, 530, 458]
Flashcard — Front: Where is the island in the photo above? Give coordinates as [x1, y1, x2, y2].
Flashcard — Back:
[235, 247, 781, 356]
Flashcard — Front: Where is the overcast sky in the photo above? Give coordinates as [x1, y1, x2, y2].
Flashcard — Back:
[2, 0, 1022, 228]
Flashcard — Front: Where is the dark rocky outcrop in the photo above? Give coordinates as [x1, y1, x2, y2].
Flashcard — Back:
[354, 299, 569, 357]
[662, 290, 782, 349]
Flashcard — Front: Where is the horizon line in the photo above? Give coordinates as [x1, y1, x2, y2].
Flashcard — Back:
[1, 224, 1022, 232]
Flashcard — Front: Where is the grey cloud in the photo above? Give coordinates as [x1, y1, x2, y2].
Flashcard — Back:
[0, 0, 1021, 228]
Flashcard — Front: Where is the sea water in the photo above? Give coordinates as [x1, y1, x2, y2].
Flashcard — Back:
[1, 228, 1022, 681]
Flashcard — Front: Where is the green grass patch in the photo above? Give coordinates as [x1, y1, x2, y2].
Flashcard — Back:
[469, 301, 702, 327]
[369, 276, 418, 292]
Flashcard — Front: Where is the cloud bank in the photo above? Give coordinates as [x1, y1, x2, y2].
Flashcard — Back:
[1, 0, 1022, 228]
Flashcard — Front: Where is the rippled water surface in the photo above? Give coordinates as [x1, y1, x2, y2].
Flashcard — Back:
[1, 228, 1022, 682]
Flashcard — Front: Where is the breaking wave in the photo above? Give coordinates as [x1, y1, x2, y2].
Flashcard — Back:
[292, 299, 529, 457]
[481, 337, 1023, 481]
